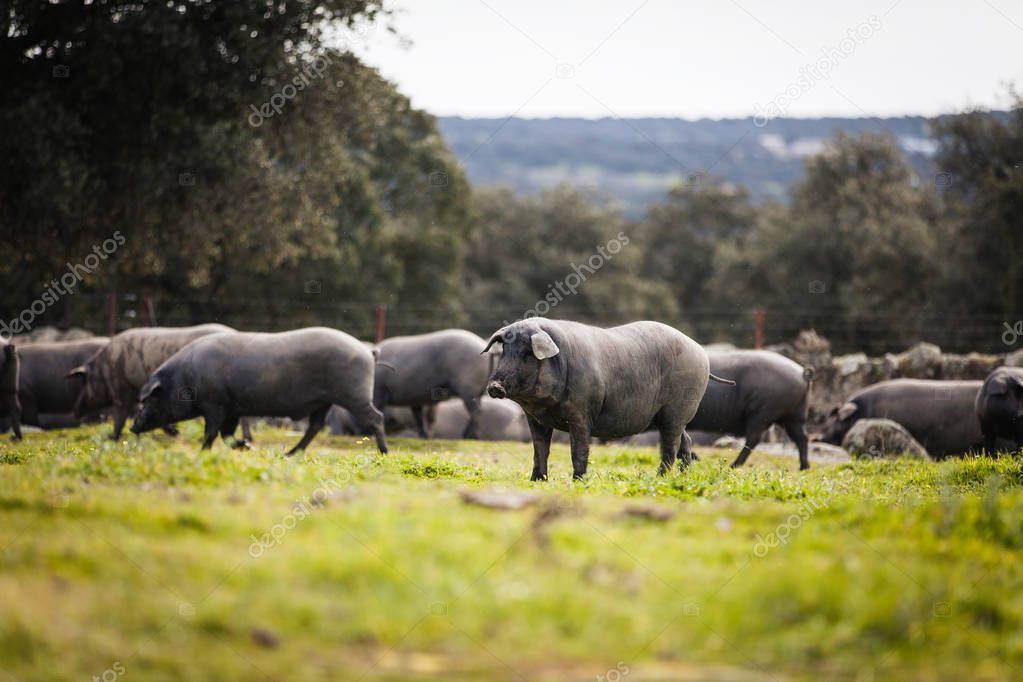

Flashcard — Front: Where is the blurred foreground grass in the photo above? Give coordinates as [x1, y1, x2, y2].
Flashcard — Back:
[1, 423, 1022, 681]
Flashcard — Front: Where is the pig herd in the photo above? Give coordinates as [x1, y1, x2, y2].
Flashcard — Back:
[1, 319, 1020, 480]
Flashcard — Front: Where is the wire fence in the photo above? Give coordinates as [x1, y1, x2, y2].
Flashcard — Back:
[2, 291, 1018, 356]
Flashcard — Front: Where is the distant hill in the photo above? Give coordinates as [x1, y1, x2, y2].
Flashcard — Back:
[438, 115, 950, 215]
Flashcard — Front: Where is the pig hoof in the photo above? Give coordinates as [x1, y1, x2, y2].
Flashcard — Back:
[529, 472, 547, 482]
[232, 439, 252, 450]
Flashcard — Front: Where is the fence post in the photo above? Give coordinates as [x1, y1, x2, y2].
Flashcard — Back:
[105, 292, 118, 336]
[142, 289, 156, 326]
[754, 308, 765, 349]
[375, 305, 387, 343]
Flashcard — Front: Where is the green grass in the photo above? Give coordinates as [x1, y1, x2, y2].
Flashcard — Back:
[1, 424, 1022, 681]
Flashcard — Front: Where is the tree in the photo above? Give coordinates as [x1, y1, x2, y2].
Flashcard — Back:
[635, 178, 758, 340]
[932, 95, 1023, 326]
[464, 184, 677, 333]
[0, 0, 473, 337]
[712, 132, 941, 351]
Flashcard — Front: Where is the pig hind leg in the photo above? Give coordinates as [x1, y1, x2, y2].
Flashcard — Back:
[568, 420, 592, 480]
[676, 429, 696, 471]
[781, 416, 811, 470]
[730, 419, 770, 468]
[653, 406, 684, 475]
[287, 404, 329, 455]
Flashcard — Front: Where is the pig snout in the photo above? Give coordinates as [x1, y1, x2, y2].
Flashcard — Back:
[487, 381, 507, 399]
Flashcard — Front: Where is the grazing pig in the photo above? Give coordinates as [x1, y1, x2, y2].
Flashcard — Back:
[483, 319, 732, 480]
[326, 405, 422, 436]
[68, 324, 251, 440]
[692, 351, 814, 470]
[330, 399, 529, 442]
[815, 378, 1002, 459]
[11, 338, 110, 433]
[373, 330, 491, 439]
[975, 367, 1023, 452]
[0, 342, 21, 440]
[428, 397, 530, 442]
[130, 327, 387, 455]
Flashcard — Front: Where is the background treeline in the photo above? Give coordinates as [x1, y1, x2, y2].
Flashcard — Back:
[1, 1, 1020, 353]
[438, 115, 959, 212]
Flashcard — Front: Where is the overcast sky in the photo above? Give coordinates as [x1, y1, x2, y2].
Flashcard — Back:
[340, 0, 1023, 119]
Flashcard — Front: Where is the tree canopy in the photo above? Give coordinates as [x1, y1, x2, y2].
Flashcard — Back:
[0, 0, 469, 335]
[1, 3, 1019, 353]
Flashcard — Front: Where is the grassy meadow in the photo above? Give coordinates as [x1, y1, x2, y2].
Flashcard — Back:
[1, 424, 1022, 681]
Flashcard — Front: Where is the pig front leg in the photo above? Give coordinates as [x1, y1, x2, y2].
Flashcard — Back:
[219, 414, 251, 449]
[526, 415, 553, 481]
[411, 405, 430, 439]
[461, 395, 481, 440]
[110, 389, 136, 440]
[241, 418, 255, 444]
[3, 398, 22, 441]
[200, 405, 226, 450]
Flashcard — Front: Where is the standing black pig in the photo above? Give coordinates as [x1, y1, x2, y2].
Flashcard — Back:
[373, 329, 491, 438]
[692, 351, 814, 470]
[69, 324, 240, 439]
[975, 367, 1023, 452]
[815, 379, 1000, 458]
[131, 327, 387, 455]
[483, 319, 732, 480]
[12, 338, 110, 432]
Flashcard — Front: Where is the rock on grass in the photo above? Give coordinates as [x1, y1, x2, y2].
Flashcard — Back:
[841, 418, 931, 460]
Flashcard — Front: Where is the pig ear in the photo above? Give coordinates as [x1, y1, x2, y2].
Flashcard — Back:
[988, 377, 1010, 396]
[66, 366, 87, 380]
[837, 402, 858, 420]
[139, 380, 162, 401]
[530, 331, 560, 360]
[481, 329, 506, 355]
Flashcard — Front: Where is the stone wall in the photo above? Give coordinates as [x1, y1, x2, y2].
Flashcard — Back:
[11, 326, 100, 345]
